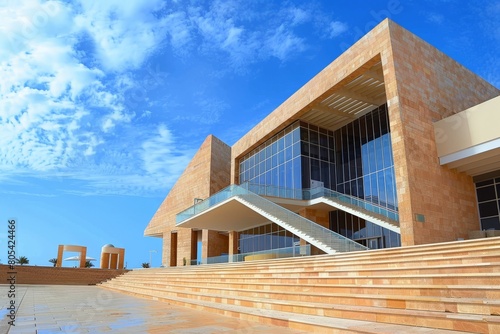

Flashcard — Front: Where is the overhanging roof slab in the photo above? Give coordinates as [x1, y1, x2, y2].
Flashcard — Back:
[176, 198, 271, 232]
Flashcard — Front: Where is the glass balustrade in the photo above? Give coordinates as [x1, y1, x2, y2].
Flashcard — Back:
[176, 184, 369, 253]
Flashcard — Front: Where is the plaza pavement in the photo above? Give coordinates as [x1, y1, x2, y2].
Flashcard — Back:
[0, 285, 306, 333]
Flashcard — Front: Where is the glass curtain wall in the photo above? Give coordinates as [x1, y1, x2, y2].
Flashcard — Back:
[330, 104, 400, 248]
[300, 122, 336, 190]
[475, 177, 500, 230]
[238, 104, 401, 249]
[239, 122, 302, 198]
[239, 223, 299, 253]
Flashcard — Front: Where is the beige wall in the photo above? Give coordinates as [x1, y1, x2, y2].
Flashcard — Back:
[145, 135, 231, 266]
[386, 21, 499, 245]
[434, 96, 500, 157]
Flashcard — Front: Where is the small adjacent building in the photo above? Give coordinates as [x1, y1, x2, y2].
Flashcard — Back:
[145, 19, 500, 267]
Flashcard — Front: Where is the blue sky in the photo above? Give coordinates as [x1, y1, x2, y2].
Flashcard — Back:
[1, 0, 499, 268]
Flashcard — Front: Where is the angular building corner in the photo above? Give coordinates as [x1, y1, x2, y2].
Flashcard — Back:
[147, 19, 500, 267]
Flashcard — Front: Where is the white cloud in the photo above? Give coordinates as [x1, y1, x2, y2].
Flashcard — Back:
[265, 25, 306, 60]
[0, 0, 350, 196]
[141, 124, 191, 177]
[426, 12, 444, 24]
[0, 0, 169, 192]
[329, 21, 348, 38]
[73, 0, 170, 72]
[287, 7, 311, 26]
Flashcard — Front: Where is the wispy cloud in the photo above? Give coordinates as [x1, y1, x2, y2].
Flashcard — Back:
[426, 12, 444, 24]
[328, 21, 348, 38]
[0, 0, 348, 196]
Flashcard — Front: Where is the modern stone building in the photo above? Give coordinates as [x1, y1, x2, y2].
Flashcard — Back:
[145, 19, 500, 267]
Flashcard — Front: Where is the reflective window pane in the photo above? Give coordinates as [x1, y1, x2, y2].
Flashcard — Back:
[477, 186, 496, 202]
[479, 201, 498, 217]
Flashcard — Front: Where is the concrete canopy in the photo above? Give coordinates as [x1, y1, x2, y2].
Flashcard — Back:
[176, 197, 271, 232]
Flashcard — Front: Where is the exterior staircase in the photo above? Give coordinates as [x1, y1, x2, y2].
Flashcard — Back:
[177, 184, 367, 254]
[318, 196, 400, 233]
[235, 192, 366, 254]
[100, 237, 500, 333]
[244, 183, 400, 233]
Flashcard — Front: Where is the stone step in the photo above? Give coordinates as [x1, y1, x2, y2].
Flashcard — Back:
[110, 272, 500, 286]
[123, 243, 500, 274]
[104, 279, 500, 299]
[106, 276, 500, 297]
[101, 284, 499, 333]
[102, 280, 500, 316]
[124, 252, 500, 274]
[100, 285, 478, 334]
[118, 262, 500, 279]
[100, 238, 500, 333]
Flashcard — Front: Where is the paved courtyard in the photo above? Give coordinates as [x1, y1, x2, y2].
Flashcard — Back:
[0, 285, 306, 333]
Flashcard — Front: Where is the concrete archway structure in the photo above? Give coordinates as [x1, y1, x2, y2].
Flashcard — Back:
[100, 244, 125, 269]
[56, 245, 87, 268]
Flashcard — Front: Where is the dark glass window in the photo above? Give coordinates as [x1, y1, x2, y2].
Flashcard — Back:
[329, 164, 336, 191]
[476, 179, 494, 187]
[477, 186, 496, 202]
[310, 144, 319, 159]
[310, 130, 319, 144]
[321, 161, 330, 189]
[328, 136, 334, 149]
[320, 147, 329, 161]
[300, 127, 309, 141]
[311, 159, 320, 181]
[301, 141, 310, 156]
[481, 216, 500, 230]
[479, 201, 498, 217]
[319, 133, 328, 147]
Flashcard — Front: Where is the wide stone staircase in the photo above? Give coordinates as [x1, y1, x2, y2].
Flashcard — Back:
[99, 237, 500, 333]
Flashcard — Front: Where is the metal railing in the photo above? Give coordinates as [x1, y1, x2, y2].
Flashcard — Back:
[176, 184, 367, 253]
[243, 183, 399, 222]
[176, 185, 247, 224]
[236, 191, 367, 253]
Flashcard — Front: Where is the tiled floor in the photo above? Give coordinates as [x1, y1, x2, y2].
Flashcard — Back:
[0, 285, 306, 333]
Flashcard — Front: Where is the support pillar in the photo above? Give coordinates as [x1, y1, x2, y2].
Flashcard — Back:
[56, 245, 64, 267]
[228, 231, 239, 262]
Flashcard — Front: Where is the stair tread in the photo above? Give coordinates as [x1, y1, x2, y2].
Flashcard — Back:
[113, 272, 500, 279]
[100, 238, 500, 333]
[101, 285, 476, 334]
[122, 261, 500, 275]
[102, 280, 500, 306]
[104, 281, 500, 305]
[107, 277, 500, 289]
[102, 284, 500, 323]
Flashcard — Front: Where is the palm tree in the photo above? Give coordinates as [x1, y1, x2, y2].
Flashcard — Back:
[142, 262, 150, 268]
[16, 256, 29, 265]
[85, 260, 94, 268]
[49, 258, 57, 267]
